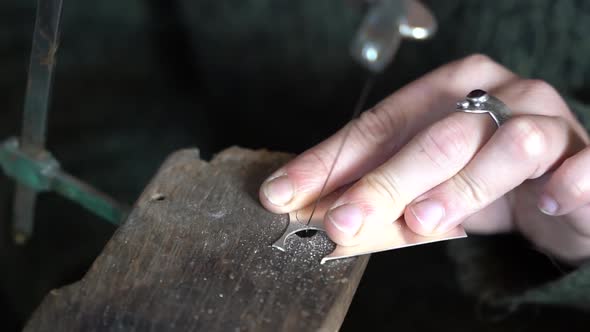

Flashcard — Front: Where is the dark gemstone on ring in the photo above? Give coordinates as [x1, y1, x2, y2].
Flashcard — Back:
[467, 89, 488, 103]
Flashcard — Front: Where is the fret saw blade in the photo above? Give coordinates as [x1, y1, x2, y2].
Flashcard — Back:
[305, 74, 376, 226]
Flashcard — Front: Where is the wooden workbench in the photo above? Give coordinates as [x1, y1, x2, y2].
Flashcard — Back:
[24, 147, 369, 331]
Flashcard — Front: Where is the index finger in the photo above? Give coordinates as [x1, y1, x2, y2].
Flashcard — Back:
[259, 55, 517, 214]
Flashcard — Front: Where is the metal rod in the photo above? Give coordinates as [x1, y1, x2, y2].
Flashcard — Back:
[13, 0, 64, 243]
[12, 185, 38, 244]
[22, 0, 63, 150]
[52, 171, 129, 226]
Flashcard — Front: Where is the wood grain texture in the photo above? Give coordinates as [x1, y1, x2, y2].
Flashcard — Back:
[24, 147, 369, 332]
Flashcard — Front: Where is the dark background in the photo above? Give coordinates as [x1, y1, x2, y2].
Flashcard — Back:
[1, 0, 589, 330]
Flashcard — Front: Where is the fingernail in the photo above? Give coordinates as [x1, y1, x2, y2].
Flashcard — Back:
[327, 204, 364, 235]
[262, 174, 294, 206]
[410, 199, 445, 233]
[538, 194, 559, 215]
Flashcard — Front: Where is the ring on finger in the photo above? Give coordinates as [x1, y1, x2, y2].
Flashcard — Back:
[456, 89, 512, 127]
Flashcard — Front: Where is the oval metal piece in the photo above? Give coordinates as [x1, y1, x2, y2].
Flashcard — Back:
[350, 0, 437, 73]
[350, 0, 405, 73]
[398, 0, 437, 40]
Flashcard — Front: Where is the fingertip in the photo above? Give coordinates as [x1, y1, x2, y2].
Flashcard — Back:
[537, 193, 561, 216]
[259, 173, 295, 214]
[258, 188, 286, 214]
[324, 204, 363, 246]
[324, 220, 359, 247]
[405, 199, 445, 236]
[404, 208, 432, 236]
[537, 147, 590, 216]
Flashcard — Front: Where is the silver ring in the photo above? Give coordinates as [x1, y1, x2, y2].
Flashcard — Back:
[456, 89, 511, 127]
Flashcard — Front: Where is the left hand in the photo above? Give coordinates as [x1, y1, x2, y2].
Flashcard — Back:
[259, 55, 590, 265]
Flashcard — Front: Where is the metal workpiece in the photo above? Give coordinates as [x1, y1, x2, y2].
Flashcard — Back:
[350, 0, 436, 73]
[271, 221, 324, 252]
[271, 209, 466, 264]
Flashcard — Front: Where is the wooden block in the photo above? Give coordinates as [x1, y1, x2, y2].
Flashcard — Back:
[24, 147, 369, 332]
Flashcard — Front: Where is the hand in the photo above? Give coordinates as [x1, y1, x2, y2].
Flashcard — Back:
[259, 54, 590, 265]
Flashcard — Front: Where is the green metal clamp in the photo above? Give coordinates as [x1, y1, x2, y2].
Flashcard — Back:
[0, 137, 128, 231]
